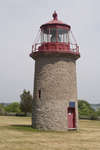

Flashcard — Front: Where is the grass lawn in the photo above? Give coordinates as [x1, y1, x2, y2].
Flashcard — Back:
[0, 116, 100, 150]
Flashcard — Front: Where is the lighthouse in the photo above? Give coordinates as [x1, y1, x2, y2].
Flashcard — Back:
[30, 11, 80, 131]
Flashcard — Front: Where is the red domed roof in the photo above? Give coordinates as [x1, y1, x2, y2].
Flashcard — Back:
[40, 11, 71, 29]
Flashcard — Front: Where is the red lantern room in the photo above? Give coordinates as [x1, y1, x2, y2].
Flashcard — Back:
[30, 11, 80, 59]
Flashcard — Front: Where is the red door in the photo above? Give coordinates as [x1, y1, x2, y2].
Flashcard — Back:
[68, 107, 76, 128]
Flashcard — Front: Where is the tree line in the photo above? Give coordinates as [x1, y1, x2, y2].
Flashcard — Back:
[0, 90, 100, 119]
[0, 89, 32, 116]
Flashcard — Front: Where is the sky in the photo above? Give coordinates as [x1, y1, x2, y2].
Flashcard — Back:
[0, 0, 100, 104]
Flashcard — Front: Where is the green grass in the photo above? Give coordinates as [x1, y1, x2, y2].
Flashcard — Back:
[0, 116, 100, 150]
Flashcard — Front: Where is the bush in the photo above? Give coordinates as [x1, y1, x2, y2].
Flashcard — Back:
[96, 108, 100, 117]
[0, 104, 5, 116]
[16, 112, 26, 117]
[89, 113, 98, 120]
[4, 102, 21, 113]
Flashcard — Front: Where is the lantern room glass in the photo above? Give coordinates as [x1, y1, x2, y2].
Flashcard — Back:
[41, 28, 69, 43]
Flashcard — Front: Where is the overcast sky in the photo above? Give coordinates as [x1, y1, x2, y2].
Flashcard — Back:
[0, 0, 100, 104]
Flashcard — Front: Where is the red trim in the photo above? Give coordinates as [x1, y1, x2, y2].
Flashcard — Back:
[38, 42, 70, 52]
[41, 24, 70, 30]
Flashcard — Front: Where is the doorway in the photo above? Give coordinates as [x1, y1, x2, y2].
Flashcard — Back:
[68, 105, 76, 129]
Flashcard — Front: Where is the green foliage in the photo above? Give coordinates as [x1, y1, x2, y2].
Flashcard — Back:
[0, 104, 4, 109]
[96, 108, 100, 116]
[20, 89, 32, 115]
[0, 104, 5, 115]
[89, 112, 98, 120]
[78, 100, 97, 120]
[4, 102, 21, 113]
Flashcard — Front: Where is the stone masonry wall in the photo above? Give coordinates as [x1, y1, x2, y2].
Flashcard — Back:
[32, 54, 78, 131]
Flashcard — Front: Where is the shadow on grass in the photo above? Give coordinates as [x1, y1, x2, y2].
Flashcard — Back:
[8, 124, 79, 134]
[9, 124, 39, 132]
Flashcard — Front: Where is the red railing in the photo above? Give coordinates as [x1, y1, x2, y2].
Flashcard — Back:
[70, 43, 79, 53]
[32, 42, 79, 53]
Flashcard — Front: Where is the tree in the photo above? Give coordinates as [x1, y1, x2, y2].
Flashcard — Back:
[78, 100, 97, 119]
[96, 108, 100, 116]
[0, 104, 5, 115]
[4, 102, 21, 113]
[20, 89, 32, 115]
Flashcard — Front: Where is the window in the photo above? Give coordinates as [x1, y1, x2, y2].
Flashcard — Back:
[38, 89, 41, 99]
[41, 28, 69, 43]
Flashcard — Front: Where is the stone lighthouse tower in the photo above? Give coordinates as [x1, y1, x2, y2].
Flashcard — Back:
[30, 11, 80, 131]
